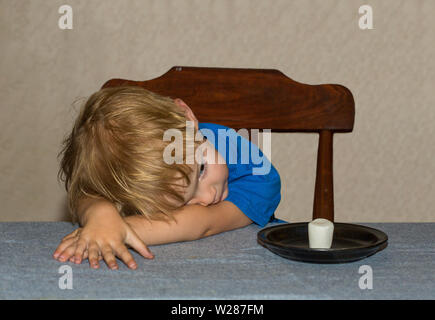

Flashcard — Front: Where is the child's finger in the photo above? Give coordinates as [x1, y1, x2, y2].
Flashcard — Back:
[73, 239, 88, 264]
[83, 250, 100, 261]
[88, 242, 100, 269]
[61, 228, 81, 242]
[57, 242, 77, 262]
[113, 244, 138, 270]
[101, 245, 118, 270]
[126, 232, 154, 260]
[71, 249, 88, 262]
[53, 237, 78, 259]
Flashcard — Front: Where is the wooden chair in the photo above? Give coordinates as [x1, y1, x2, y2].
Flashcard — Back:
[102, 66, 355, 222]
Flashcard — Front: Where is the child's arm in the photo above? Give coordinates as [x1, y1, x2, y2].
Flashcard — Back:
[75, 196, 112, 226]
[53, 199, 252, 270]
[124, 201, 253, 245]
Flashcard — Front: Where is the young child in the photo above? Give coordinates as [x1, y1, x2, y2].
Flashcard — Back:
[53, 86, 281, 270]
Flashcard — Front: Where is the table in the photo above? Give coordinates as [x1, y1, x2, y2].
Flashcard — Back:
[0, 222, 434, 299]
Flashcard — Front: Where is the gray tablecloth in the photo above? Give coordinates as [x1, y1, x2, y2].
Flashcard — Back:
[0, 222, 434, 299]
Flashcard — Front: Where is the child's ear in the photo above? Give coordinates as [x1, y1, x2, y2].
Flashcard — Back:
[174, 98, 198, 129]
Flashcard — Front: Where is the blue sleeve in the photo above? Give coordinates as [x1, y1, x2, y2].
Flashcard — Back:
[199, 122, 282, 227]
[225, 164, 281, 227]
[220, 127, 281, 227]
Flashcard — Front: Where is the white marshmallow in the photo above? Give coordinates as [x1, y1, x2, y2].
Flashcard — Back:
[308, 218, 334, 249]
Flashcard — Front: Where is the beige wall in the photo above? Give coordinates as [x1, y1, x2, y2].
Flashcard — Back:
[1, 0, 434, 222]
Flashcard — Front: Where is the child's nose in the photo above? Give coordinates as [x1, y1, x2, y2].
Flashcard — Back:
[189, 188, 216, 206]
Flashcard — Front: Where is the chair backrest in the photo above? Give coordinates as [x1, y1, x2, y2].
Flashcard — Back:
[102, 66, 356, 222]
[102, 66, 354, 132]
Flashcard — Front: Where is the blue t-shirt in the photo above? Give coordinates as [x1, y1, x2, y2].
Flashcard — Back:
[198, 122, 282, 227]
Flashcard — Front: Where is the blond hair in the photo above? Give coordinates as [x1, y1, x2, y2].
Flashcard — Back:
[57, 86, 200, 223]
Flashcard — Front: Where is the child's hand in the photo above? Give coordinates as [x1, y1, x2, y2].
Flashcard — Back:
[52, 207, 154, 270]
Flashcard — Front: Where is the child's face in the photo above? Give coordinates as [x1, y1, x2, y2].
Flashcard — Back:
[183, 139, 229, 206]
[172, 97, 229, 207]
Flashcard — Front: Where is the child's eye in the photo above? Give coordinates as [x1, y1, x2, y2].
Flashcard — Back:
[199, 163, 206, 177]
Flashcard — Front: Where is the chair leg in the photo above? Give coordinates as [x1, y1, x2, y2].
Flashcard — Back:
[312, 130, 334, 222]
